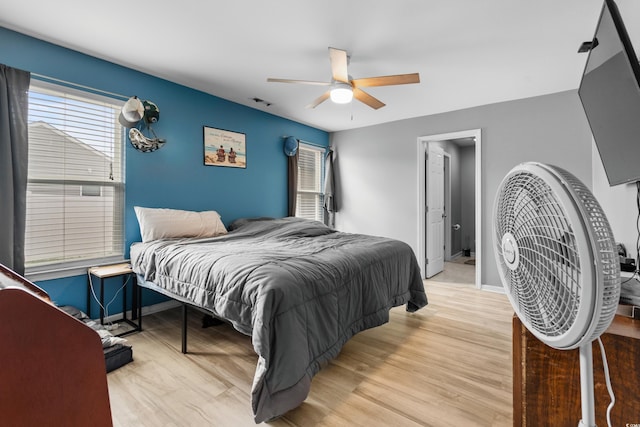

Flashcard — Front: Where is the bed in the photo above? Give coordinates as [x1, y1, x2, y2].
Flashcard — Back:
[130, 213, 427, 423]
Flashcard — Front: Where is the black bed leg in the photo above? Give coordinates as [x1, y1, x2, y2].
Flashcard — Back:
[181, 303, 188, 354]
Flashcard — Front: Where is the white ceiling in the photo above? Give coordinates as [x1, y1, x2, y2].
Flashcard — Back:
[0, 0, 628, 132]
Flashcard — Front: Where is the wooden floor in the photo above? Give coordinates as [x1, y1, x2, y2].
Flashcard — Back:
[107, 264, 514, 426]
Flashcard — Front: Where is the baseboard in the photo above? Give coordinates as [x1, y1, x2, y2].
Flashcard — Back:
[451, 251, 476, 259]
[103, 300, 180, 323]
[480, 284, 504, 294]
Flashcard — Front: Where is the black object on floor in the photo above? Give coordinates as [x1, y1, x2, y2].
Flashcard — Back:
[202, 313, 224, 328]
[104, 344, 133, 373]
[59, 305, 133, 372]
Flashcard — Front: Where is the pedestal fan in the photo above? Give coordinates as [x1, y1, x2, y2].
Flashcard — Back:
[493, 162, 621, 426]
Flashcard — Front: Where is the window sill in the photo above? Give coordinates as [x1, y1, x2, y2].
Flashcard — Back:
[26, 256, 127, 282]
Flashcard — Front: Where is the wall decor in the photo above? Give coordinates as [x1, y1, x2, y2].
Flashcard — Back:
[203, 126, 246, 168]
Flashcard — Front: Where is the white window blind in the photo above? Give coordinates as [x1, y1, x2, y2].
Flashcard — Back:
[296, 144, 324, 221]
[25, 81, 125, 271]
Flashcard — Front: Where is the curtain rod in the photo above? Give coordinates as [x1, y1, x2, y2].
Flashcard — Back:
[303, 140, 334, 154]
[282, 136, 327, 150]
[299, 139, 326, 150]
[31, 73, 129, 101]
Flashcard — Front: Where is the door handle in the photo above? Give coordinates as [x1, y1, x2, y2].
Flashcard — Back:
[452, 224, 461, 231]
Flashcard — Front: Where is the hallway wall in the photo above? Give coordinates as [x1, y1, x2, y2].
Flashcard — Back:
[460, 145, 476, 253]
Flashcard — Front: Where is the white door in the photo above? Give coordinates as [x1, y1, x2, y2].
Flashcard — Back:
[426, 143, 445, 278]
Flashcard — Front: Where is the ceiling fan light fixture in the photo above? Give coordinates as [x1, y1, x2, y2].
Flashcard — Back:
[267, 47, 419, 109]
[330, 82, 353, 104]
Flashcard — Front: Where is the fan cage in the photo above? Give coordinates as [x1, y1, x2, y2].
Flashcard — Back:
[494, 163, 620, 349]
[553, 166, 620, 339]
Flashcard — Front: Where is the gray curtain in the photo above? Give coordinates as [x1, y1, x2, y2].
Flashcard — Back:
[287, 150, 299, 217]
[0, 65, 31, 274]
[323, 149, 337, 227]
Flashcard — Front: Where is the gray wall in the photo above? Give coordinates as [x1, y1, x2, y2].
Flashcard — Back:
[331, 89, 593, 287]
[592, 142, 639, 261]
[432, 141, 462, 256]
[448, 143, 462, 256]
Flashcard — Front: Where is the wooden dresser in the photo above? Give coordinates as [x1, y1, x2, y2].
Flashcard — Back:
[513, 314, 640, 427]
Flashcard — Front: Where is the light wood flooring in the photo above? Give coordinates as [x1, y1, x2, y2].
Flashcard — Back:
[107, 266, 513, 426]
[428, 257, 476, 285]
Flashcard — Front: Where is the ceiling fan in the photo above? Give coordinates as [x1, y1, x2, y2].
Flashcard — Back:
[267, 47, 420, 110]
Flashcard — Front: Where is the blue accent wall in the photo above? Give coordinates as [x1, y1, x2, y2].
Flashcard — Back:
[0, 26, 329, 313]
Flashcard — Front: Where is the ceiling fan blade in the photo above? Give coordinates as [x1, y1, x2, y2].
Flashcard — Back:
[267, 78, 331, 86]
[352, 73, 420, 88]
[306, 91, 331, 109]
[329, 47, 349, 83]
[353, 88, 385, 110]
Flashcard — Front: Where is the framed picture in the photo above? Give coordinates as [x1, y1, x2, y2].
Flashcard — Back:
[203, 126, 246, 168]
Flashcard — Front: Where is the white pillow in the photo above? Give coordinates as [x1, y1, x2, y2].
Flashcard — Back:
[134, 206, 227, 242]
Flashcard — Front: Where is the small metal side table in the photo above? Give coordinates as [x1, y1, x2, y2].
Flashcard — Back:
[87, 263, 141, 337]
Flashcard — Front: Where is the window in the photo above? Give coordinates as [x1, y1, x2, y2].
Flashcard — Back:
[296, 144, 324, 221]
[25, 81, 125, 273]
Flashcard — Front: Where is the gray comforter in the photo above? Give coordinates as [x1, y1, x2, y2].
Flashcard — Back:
[130, 217, 427, 423]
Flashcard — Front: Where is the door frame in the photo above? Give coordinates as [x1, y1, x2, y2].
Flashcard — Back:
[416, 129, 482, 288]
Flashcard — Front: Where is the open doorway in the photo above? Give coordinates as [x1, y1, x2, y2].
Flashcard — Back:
[417, 129, 481, 288]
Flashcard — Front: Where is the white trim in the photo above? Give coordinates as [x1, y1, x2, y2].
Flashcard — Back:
[417, 129, 483, 289]
[25, 80, 126, 272]
[296, 143, 325, 222]
[480, 284, 504, 294]
[26, 257, 127, 282]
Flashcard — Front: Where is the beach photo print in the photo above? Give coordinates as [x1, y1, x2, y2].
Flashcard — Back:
[203, 126, 246, 168]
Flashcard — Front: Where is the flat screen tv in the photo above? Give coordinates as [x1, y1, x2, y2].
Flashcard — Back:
[579, 0, 640, 186]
